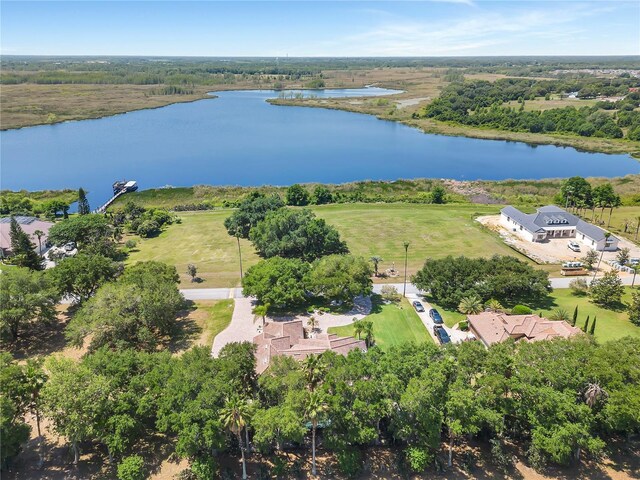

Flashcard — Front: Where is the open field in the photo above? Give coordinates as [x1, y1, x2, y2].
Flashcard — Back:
[504, 96, 600, 111]
[127, 204, 543, 287]
[328, 297, 433, 349]
[427, 288, 640, 343]
[182, 299, 234, 349]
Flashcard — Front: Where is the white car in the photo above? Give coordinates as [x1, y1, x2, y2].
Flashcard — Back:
[568, 241, 581, 252]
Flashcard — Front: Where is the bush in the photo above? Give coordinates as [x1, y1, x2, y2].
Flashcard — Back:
[136, 219, 160, 238]
[458, 320, 469, 331]
[336, 449, 363, 478]
[190, 458, 218, 480]
[125, 239, 137, 249]
[490, 439, 514, 472]
[511, 305, 533, 315]
[569, 278, 589, 296]
[285, 184, 310, 206]
[380, 285, 401, 303]
[405, 447, 433, 473]
[117, 455, 145, 480]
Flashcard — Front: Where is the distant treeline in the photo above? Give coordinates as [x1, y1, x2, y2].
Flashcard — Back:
[2, 56, 639, 85]
[419, 78, 640, 140]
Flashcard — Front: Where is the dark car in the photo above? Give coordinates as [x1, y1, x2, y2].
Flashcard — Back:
[433, 325, 451, 345]
[412, 301, 425, 313]
[429, 308, 444, 324]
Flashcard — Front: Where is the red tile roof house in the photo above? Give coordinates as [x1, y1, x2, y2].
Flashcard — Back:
[253, 320, 366, 374]
[467, 312, 582, 347]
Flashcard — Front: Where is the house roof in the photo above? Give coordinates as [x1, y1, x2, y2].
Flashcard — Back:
[253, 320, 366, 373]
[501, 205, 616, 242]
[467, 312, 582, 347]
[0, 216, 54, 252]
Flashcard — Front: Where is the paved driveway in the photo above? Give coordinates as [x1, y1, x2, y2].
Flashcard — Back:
[406, 293, 472, 345]
[211, 297, 258, 357]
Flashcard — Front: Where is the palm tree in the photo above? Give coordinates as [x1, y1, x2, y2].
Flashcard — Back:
[549, 308, 569, 321]
[484, 298, 503, 312]
[361, 320, 374, 348]
[252, 303, 269, 327]
[458, 294, 483, 314]
[370, 256, 383, 277]
[353, 319, 364, 340]
[220, 396, 251, 480]
[33, 229, 44, 257]
[302, 354, 325, 392]
[304, 391, 328, 476]
[307, 315, 318, 333]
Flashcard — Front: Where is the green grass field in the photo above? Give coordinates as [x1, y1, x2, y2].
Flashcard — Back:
[428, 288, 640, 343]
[328, 297, 433, 349]
[196, 299, 234, 345]
[127, 204, 533, 287]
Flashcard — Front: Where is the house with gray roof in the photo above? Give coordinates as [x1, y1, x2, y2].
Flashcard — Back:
[500, 205, 618, 251]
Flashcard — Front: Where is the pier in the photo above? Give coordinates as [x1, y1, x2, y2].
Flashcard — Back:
[93, 180, 138, 213]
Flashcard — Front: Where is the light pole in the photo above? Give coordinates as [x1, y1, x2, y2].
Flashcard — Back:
[403, 241, 410, 297]
[591, 232, 611, 284]
[236, 233, 244, 281]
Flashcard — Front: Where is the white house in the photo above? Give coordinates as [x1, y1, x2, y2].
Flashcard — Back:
[500, 205, 618, 252]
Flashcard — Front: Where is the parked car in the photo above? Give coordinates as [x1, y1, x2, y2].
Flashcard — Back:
[433, 325, 451, 344]
[412, 301, 425, 312]
[429, 308, 444, 324]
[64, 242, 76, 252]
[568, 241, 581, 252]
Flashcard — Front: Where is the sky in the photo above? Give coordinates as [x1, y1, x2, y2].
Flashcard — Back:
[1, 0, 639, 57]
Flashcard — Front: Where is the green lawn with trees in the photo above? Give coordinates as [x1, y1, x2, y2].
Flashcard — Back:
[126, 204, 528, 287]
[328, 297, 433, 349]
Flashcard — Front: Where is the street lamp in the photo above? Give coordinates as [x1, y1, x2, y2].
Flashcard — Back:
[403, 241, 410, 297]
[591, 232, 611, 284]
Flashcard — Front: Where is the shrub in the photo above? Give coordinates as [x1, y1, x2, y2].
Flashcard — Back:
[117, 455, 145, 480]
[459, 320, 469, 331]
[569, 278, 589, 296]
[285, 184, 310, 206]
[336, 449, 363, 478]
[380, 285, 401, 303]
[190, 458, 218, 480]
[405, 447, 432, 473]
[136, 219, 160, 238]
[125, 239, 137, 249]
[511, 305, 533, 315]
[490, 439, 514, 472]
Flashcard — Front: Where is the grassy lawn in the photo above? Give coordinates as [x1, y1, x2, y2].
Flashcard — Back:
[128, 204, 539, 287]
[172, 299, 235, 352]
[426, 288, 640, 343]
[328, 297, 433, 349]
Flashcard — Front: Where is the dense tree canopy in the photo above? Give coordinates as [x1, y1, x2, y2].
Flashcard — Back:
[47, 214, 117, 258]
[412, 255, 551, 309]
[306, 255, 373, 304]
[8, 217, 43, 271]
[0, 268, 58, 341]
[242, 257, 310, 308]
[50, 253, 121, 303]
[249, 208, 348, 261]
[224, 192, 284, 239]
[286, 184, 310, 206]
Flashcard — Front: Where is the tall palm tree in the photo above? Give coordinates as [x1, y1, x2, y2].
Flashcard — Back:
[304, 391, 328, 476]
[252, 303, 269, 327]
[24, 359, 47, 467]
[302, 354, 325, 392]
[220, 396, 250, 480]
[370, 256, 383, 277]
[33, 229, 44, 257]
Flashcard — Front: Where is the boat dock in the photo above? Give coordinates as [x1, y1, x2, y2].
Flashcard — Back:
[93, 180, 138, 213]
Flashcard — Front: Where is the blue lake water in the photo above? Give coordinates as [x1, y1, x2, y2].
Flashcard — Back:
[1, 87, 639, 206]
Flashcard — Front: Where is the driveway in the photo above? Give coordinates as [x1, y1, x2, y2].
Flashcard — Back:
[406, 293, 472, 345]
[211, 297, 258, 357]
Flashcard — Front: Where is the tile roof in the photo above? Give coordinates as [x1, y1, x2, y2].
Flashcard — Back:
[253, 320, 366, 373]
[467, 312, 582, 347]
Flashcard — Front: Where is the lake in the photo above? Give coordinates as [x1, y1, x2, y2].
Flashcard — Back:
[1, 87, 639, 206]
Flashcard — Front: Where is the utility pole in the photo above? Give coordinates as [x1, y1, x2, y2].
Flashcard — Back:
[403, 241, 410, 297]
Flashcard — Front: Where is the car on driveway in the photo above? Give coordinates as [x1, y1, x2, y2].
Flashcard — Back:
[429, 308, 444, 324]
[433, 325, 451, 345]
[412, 301, 425, 312]
[568, 241, 581, 252]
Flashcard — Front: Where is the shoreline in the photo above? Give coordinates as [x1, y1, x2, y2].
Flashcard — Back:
[268, 97, 640, 159]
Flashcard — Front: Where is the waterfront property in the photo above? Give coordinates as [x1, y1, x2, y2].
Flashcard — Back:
[500, 205, 619, 251]
[0, 216, 53, 256]
[467, 311, 582, 347]
[253, 320, 365, 374]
